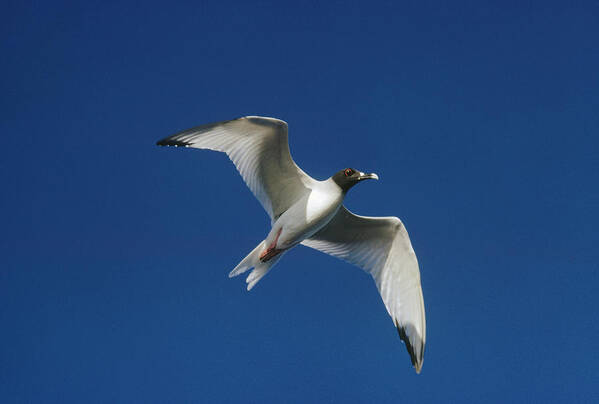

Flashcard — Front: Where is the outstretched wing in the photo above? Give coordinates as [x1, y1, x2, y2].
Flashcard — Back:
[301, 206, 426, 373]
[157, 116, 316, 221]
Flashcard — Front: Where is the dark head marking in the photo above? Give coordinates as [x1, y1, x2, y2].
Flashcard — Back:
[332, 168, 379, 192]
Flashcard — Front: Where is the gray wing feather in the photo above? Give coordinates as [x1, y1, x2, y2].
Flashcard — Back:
[301, 206, 426, 373]
[157, 116, 316, 221]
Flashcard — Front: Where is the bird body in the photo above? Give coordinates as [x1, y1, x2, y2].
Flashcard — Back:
[157, 116, 426, 373]
[269, 178, 344, 251]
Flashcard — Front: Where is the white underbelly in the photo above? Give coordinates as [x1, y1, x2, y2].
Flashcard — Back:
[272, 187, 342, 249]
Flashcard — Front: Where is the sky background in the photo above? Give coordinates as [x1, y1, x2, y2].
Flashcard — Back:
[2, 1, 598, 402]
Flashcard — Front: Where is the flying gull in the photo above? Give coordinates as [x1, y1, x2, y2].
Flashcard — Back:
[156, 116, 426, 373]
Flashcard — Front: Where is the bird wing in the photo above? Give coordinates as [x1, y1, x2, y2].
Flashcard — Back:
[156, 116, 316, 221]
[301, 206, 426, 373]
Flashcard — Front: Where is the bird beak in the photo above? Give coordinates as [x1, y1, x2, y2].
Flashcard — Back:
[358, 172, 379, 181]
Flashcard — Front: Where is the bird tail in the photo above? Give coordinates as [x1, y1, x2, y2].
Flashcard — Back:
[229, 241, 285, 291]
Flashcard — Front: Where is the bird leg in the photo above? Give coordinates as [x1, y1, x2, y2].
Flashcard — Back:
[260, 228, 283, 262]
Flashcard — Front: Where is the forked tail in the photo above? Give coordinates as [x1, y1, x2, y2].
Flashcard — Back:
[229, 241, 286, 290]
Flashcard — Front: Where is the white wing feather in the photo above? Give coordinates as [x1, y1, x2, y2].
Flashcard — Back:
[301, 206, 426, 373]
[157, 116, 317, 221]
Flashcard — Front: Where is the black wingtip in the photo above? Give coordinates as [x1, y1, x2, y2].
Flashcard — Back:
[156, 138, 190, 147]
[395, 320, 424, 374]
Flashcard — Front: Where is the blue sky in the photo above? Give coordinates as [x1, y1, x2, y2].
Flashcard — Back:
[2, 1, 598, 402]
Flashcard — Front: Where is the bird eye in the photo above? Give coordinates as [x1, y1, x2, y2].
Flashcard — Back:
[344, 169, 353, 177]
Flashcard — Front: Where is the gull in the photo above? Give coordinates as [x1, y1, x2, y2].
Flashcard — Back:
[156, 116, 426, 373]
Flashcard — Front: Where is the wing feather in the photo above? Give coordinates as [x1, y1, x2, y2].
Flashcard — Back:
[301, 206, 426, 373]
[157, 116, 316, 220]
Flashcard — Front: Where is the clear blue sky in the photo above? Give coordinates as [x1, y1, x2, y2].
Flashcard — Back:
[2, 1, 598, 402]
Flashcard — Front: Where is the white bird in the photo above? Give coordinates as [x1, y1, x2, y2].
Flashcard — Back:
[156, 116, 426, 373]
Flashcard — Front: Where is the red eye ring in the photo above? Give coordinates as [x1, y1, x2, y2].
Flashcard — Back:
[344, 169, 353, 177]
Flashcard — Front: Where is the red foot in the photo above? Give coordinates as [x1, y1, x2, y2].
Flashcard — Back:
[260, 248, 282, 262]
[260, 228, 283, 262]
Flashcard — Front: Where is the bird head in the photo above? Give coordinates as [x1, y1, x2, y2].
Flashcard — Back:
[331, 168, 379, 192]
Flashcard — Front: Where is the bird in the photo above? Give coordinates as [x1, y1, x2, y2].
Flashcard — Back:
[156, 116, 426, 373]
